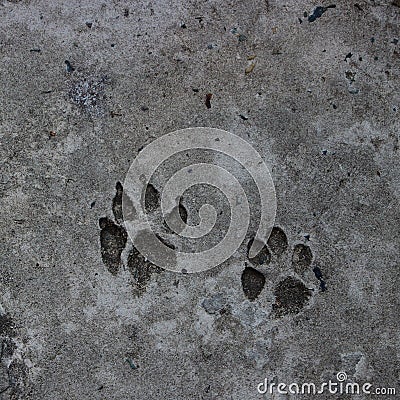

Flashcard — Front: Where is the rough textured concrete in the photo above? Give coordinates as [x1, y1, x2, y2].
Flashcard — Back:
[0, 0, 399, 398]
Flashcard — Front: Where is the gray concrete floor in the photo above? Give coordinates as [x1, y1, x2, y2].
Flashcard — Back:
[0, 0, 399, 399]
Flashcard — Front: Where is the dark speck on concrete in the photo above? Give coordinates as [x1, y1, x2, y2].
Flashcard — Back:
[308, 5, 336, 23]
[65, 60, 75, 73]
[112, 182, 124, 223]
[313, 266, 323, 280]
[345, 70, 356, 82]
[205, 93, 212, 109]
[126, 358, 138, 370]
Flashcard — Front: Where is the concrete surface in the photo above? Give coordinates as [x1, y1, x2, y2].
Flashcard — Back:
[0, 0, 399, 399]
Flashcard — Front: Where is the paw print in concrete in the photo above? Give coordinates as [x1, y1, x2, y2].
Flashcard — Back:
[99, 182, 161, 291]
[241, 267, 266, 301]
[242, 227, 326, 317]
[272, 276, 312, 317]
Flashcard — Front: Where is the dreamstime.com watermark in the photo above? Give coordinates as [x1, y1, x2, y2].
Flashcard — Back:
[122, 127, 277, 273]
[257, 372, 396, 396]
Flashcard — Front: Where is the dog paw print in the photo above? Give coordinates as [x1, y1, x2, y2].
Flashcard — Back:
[241, 227, 326, 317]
[98, 182, 162, 292]
[272, 276, 312, 317]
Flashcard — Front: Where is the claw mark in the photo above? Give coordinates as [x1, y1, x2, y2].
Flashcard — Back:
[313, 266, 327, 291]
[112, 182, 124, 223]
[241, 266, 266, 301]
